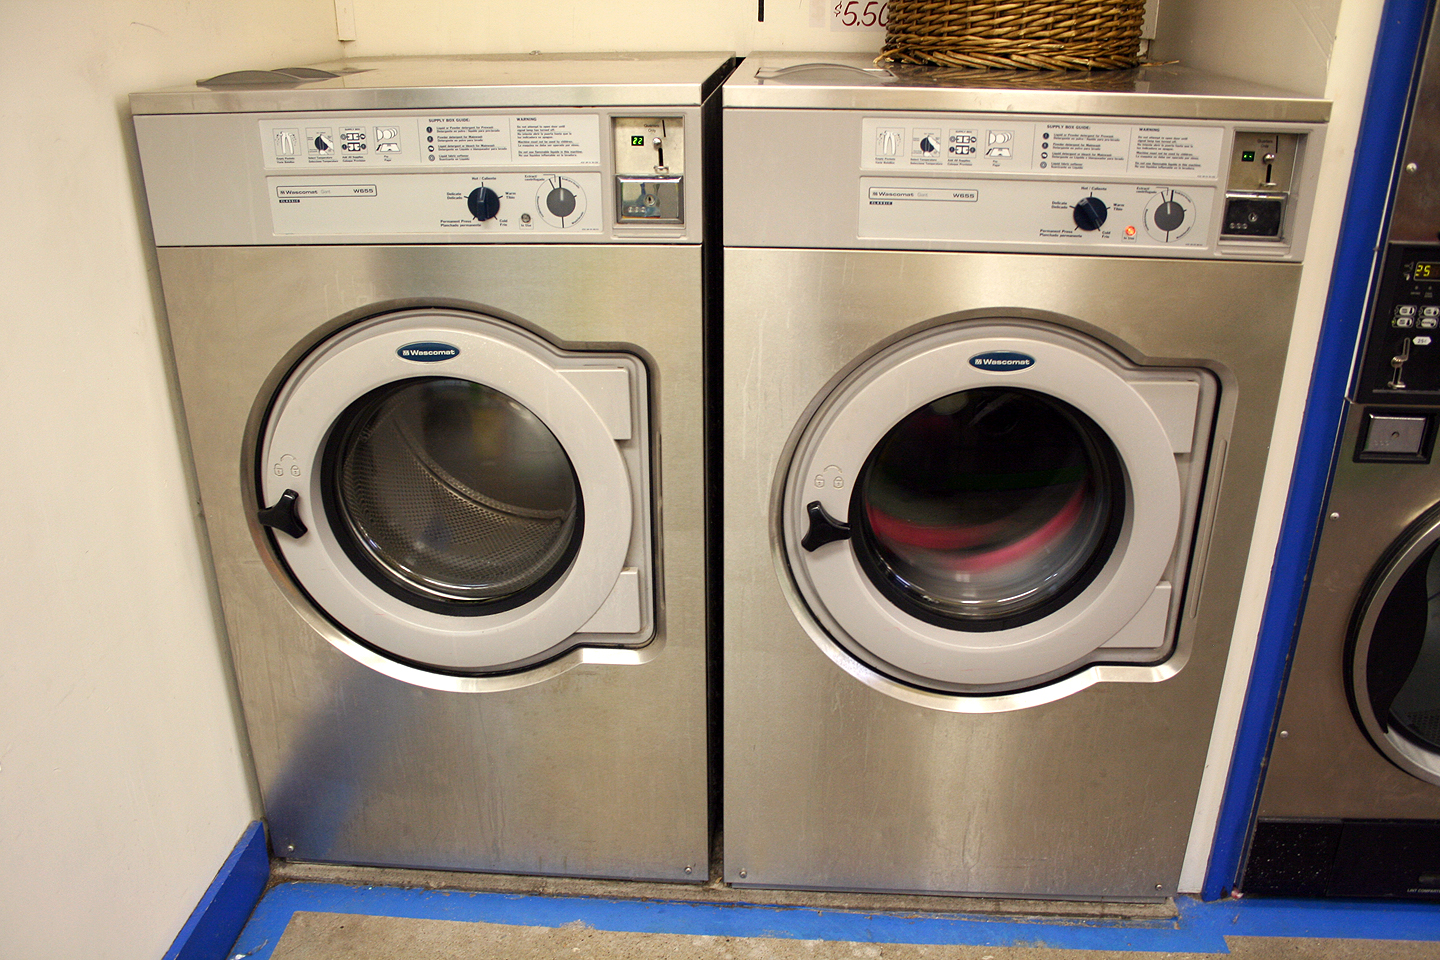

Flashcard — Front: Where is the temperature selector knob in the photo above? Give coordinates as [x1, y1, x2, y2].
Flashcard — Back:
[1072, 196, 1108, 232]
[466, 186, 501, 222]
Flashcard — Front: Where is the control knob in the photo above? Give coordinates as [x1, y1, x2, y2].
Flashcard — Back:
[1153, 198, 1186, 232]
[466, 186, 501, 221]
[536, 176, 587, 228]
[1144, 189, 1194, 242]
[545, 184, 578, 218]
[1072, 196, 1108, 232]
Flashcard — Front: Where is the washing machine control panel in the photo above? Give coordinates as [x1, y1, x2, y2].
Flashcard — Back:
[252, 112, 691, 239]
[854, 115, 1301, 254]
[722, 107, 1321, 259]
[130, 108, 702, 245]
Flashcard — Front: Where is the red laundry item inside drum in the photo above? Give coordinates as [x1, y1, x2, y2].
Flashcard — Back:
[865, 481, 1087, 573]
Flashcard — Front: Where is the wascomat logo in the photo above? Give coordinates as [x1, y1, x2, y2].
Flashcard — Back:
[969, 350, 1036, 372]
[397, 341, 460, 362]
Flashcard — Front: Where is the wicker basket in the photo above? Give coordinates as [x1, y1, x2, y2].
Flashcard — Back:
[880, 0, 1147, 71]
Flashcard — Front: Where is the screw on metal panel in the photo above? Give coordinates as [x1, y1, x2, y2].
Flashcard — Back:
[286, 844, 295, 853]
[684, 865, 693, 874]
[1279, 730, 1290, 739]
[1156, 883, 1164, 891]
[1409, 162, 1420, 174]
[739, 869, 748, 878]
[1330, 512, 1340, 520]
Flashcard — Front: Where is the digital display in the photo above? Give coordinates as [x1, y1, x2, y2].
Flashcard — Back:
[1241, 150, 1256, 162]
[631, 135, 646, 147]
[1414, 261, 1440, 281]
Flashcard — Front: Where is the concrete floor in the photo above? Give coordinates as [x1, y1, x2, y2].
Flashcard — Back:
[229, 864, 1440, 960]
[267, 911, 1440, 960]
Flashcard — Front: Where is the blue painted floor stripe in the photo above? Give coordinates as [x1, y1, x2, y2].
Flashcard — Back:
[229, 882, 1440, 959]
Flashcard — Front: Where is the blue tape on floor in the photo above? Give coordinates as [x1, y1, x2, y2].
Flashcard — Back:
[226, 882, 1440, 958]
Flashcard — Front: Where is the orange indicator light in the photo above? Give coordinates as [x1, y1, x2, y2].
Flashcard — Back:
[1125, 225, 1136, 237]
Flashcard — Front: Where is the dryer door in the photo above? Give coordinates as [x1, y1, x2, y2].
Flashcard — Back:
[782, 321, 1214, 693]
[257, 307, 651, 673]
[1350, 503, 1440, 786]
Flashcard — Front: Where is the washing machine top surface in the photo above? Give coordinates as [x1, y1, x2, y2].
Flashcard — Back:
[130, 51, 735, 114]
[724, 52, 1329, 123]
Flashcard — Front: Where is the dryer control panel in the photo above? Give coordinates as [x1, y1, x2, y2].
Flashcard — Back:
[723, 108, 1322, 260]
[1356, 243, 1440, 406]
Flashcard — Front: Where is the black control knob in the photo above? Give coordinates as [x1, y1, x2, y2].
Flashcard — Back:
[920, 135, 939, 154]
[466, 186, 501, 221]
[1073, 196, 1108, 231]
[546, 185, 578, 218]
[1153, 198, 1186, 232]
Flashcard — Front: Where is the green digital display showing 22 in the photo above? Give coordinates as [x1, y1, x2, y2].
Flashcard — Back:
[631, 135, 646, 146]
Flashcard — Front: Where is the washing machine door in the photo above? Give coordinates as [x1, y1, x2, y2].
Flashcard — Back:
[256, 308, 651, 673]
[782, 321, 1212, 693]
[1350, 504, 1440, 786]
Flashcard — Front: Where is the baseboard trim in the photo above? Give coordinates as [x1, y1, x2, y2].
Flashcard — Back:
[164, 821, 269, 960]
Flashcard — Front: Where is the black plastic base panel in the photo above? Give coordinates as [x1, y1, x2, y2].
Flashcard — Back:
[1244, 819, 1440, 899]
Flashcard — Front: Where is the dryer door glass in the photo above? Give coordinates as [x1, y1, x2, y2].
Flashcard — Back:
[850, 386, 1125, 630]
[322, 376, 583, 613]
[1355, 532, 1440, 781]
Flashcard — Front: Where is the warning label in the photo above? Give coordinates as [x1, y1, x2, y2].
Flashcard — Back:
[1129, 126, 1223, 177]
[515, 116, 600, 162]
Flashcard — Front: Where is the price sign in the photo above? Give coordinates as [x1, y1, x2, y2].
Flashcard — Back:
[811, 0, 888, 30]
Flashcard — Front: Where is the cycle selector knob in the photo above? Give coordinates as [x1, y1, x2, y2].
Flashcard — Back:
[536, 176, 587, 228]
[545, 185, 578, 218]
[1073, 196, 1108, 231]
[1143, 189, 1194, 242]
[466, 186, 501, 221]
[1153, 198, 1186, 232]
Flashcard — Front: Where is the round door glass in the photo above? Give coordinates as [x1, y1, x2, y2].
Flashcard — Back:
[321, 377, 583, 613]
[1360, 538, 1440, 774]
[850, 387, 1125, 630]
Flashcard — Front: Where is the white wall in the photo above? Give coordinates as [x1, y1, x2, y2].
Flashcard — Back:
[1152, 0, 1347, 96]
[342, 0, 887, 57]
[0, 3, 338, 958]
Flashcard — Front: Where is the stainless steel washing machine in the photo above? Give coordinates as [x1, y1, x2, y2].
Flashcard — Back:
[1244, 10, 1440, 899]
[721, 54, 1328, 899]
[130, 53, 731, 880]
